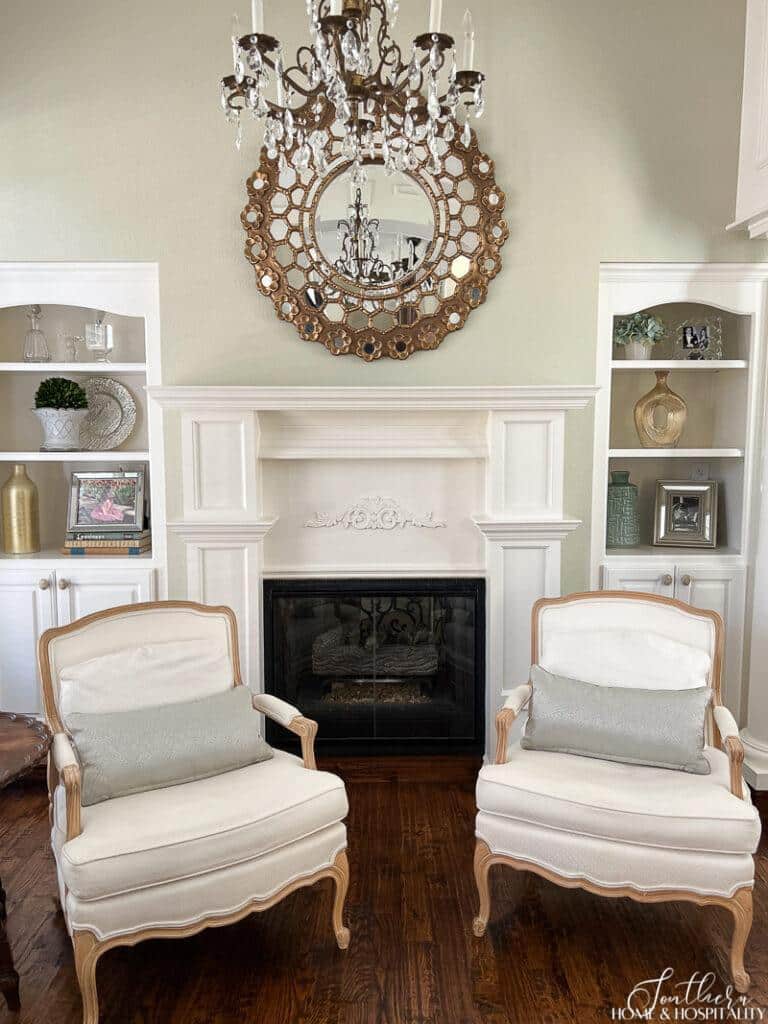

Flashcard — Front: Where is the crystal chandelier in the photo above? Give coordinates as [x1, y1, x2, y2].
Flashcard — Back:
[334, 186, 422, 284]
[220, 0, 486, 186]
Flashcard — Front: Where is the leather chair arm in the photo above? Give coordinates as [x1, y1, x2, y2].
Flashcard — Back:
[53, 733, 83, 841]
[495, 684, 532, 765]
[252, 693, 319, 771]
[713, 704, 745, 800]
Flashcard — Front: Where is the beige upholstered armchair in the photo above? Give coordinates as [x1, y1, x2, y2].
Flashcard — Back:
[473, 592, 761, 992]
[38, 601, 350, 1024]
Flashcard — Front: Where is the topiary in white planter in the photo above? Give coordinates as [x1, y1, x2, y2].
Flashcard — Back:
[33, 377, 89, 452]
[614, 313, 665, 361]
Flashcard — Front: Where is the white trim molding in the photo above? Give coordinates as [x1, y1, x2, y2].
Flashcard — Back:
[473, 517, 582, 541]
[167, 520, 277, 543]
[149, 385, 597, 411]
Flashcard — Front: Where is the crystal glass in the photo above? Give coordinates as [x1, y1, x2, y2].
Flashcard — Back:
[23, 305, 51, 363]
[63, 335, 83, 362]
[84, 312, 114, 362]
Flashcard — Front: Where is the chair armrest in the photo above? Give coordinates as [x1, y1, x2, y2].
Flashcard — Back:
[52, 733, 83, 841]
[495, 684, 532, 765]
[251, 693, 318, 771]
[713, 704, 745, 800]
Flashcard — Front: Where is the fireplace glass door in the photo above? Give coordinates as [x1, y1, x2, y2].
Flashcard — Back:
[263, 579, 484, 753]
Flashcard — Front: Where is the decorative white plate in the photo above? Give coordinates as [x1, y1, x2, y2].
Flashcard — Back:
[80, 377, 137, 451]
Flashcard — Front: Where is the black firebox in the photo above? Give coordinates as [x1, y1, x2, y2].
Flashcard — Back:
[263, 578, 485, 755]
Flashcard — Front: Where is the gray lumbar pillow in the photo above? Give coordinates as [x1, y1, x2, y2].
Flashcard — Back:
[66, 685, 274, 806]
[521, 664, 711, 775]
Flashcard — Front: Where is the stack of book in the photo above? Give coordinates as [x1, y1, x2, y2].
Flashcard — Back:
[62, 531, 152, 557]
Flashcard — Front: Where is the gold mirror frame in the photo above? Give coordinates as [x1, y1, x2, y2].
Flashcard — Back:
[241, 134, 508, 361]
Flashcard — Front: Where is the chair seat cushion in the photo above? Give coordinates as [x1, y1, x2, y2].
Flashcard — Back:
[55, 751, 348, 900]
[477, 743, 760, 856]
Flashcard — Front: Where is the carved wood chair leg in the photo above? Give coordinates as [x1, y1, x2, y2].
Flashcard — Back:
[72, 930, 103, 1024]
[331, 850, 351, 950]
[728, 888, 753, 993]
[472, 839, 493, 937]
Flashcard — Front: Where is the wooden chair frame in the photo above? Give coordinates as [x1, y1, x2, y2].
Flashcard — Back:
[38, 600, 350, 1024]
[473, 591, 754, 993]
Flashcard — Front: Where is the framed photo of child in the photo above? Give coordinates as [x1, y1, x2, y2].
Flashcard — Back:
[67, 470, 146, 534]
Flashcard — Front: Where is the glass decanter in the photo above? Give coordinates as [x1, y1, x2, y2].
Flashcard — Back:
[23, 305, 51, 363]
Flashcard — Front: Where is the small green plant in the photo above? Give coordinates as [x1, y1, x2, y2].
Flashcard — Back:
[614, 312, 666, 347]
[34, 377, 88, 410]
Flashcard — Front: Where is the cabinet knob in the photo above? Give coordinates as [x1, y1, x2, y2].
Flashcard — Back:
[681, 574, 693, 587]
[662, 574, 673, 587]
[58, 578, 70, 591]
[38, 579, 50, 591]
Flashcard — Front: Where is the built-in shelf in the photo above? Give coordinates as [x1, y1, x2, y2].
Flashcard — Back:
[0, 362, 147, 374]
[0, 450, 150, 462]
[0, 548, 155, 566]
[606, 544, 743, 559]
[610, 359, 748, 371]
[609, 448, 744, 459]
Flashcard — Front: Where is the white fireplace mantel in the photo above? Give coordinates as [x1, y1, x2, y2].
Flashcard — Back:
[149, 385, 597, 411]
[152, 385, 596, 757]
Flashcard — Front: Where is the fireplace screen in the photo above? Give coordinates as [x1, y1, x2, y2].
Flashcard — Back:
[263, 579, 485, 753]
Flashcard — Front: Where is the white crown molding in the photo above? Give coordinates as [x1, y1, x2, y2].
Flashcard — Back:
[149, 385, 598, 411]
[472, 516, 582, 540]
[599, 261, 768, 283]
[167, 519, 277, 543]
[0, 260, 159, 277]
[727, 213, 768, 239]
[306, 496, 447, 531]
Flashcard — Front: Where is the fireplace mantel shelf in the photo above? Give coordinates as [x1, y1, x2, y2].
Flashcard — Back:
[149, 385, 598, 411]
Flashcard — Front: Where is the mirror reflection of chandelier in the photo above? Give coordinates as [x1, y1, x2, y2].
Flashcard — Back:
[220, 0, 486, 186]
[335, 186, 422, 285]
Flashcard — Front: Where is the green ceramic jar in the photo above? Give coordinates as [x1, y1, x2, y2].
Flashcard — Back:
[606, 470, 640, 547]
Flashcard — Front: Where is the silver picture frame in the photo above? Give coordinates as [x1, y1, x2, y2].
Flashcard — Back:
[67, 470, 146, 534]
[674, 317, 724, 361]
[653, 480, 718, 548]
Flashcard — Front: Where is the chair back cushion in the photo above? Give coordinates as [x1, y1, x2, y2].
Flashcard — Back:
[59, 639, 233, 717]
[45, 604, 238, 719]
[522, 665, 711, 774]
[537, 596, 715, 691]
[67, 685, 273, 806]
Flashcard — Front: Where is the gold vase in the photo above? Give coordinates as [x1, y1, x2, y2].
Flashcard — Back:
[633, 371, 687, 448]
[1, 464, 40, 554]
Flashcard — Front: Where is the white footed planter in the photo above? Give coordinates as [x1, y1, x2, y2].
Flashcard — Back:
[624, 340, 653, 360]
[34, 408, 88, 451]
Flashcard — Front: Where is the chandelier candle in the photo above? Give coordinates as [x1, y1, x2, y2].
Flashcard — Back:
[462, 9, 475, 69]
[251, 0, 264, 34]
[429, 0, 443, 33]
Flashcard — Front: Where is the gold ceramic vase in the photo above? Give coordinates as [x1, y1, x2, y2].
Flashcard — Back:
[633, 371, 687, 448]
[1, 464, 40, 554]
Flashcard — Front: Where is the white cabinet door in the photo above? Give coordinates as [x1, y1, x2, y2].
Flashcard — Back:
[676, 566, 747, 718]
[601, 565, 675, 598]
[0, 570, 56, 713]
[55, 568, 155, 626]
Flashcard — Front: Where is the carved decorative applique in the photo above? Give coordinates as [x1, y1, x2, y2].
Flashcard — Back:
[305, 496, 446, 531]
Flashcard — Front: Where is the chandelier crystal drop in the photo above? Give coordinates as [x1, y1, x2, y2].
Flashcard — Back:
[220, 0, 486, 183]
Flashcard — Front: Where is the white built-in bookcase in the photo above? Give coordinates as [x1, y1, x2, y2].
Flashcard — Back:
[591, 263, 768, 719]
[0, 263, 167, 713]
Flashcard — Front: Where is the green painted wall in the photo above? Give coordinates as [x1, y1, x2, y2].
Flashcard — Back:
[2, 0, 765, 589]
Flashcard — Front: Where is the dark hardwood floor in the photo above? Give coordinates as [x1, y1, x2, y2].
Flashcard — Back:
[0, 757, 765, 1023]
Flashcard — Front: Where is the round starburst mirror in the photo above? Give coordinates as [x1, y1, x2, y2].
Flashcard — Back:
[242, 135, 507, 361]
